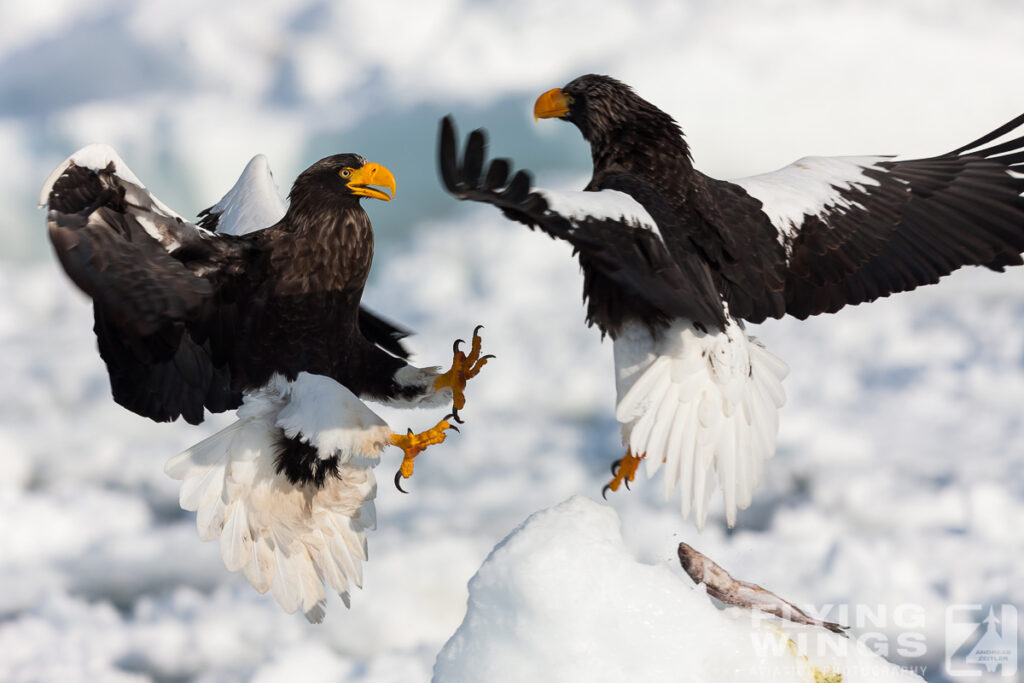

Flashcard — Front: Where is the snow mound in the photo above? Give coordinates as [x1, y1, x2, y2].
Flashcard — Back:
[434, 496, 923, 683]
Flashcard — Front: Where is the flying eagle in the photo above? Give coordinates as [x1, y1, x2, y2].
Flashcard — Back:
[440, 73, 1024, 529]
[40, 145, 490, 621]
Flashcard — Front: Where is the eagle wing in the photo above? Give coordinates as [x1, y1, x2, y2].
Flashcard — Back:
[439, 116, 726, 331]
[42, 145, 258, 424]
[714, 112, 1024, 322]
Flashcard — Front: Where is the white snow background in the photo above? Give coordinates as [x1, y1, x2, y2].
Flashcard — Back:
[2, 0, 1024, 680]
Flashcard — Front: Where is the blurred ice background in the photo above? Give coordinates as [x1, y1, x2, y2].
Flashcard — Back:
[1, 0, 1023, 680]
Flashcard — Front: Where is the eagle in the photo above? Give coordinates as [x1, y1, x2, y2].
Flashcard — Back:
[440, 73, 1024, 530]
[40, 145, 490, 621]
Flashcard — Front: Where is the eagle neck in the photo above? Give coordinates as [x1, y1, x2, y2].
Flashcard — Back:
[269, 198, 374, 297]
[588, 116, 695, 200]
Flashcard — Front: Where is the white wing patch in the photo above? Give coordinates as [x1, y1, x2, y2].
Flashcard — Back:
[39, 143, 183, 222]
[613, 318, 789, 530]
[536, 188, 657, 232]
[164, 372, 389, 622]
[206, 154, 287, 235]
[731, 155, 891, 247]
[40, 143, 204, 251]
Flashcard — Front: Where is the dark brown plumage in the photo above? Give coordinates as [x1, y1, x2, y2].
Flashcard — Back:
[439, 76, 1024, 527]
[443, 74, 1024, 334]
[45, 153, 412, 426]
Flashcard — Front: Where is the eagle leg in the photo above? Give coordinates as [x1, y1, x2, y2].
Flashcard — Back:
[433, 325, 493, 423]
[601, 449, 644, 499]
[390, 414, 459, 493]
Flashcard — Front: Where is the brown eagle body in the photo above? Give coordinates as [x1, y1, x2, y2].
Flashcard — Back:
[46, 152, 413, 427]
[548, 74, 1024, 331]
[43, 146, 491, 621]
[441, 74, 1024, 529]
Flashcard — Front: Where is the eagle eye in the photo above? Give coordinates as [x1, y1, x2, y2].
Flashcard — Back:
[339, 168, 352, 178]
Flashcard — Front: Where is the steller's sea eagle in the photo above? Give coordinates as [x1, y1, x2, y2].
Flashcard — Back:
[439, 73, 1024, 530]
[40, 146, 490, 621]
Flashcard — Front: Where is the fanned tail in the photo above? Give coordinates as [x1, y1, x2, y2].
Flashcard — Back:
[165, 373, 388, 622]
[614, 318, 788, 529]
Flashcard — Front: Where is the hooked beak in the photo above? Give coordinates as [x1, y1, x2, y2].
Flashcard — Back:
[534, 88, 571, 121]
[346, 162, 396, 201]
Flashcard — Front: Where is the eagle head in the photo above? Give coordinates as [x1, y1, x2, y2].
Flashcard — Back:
[534, 74, 647, 140]
[533, 74, 689, 168]
[289, 154, 396, 206]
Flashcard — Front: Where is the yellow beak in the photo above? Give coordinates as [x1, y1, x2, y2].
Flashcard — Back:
[346, 162, 396, 201]
[534, 88, 570, 120]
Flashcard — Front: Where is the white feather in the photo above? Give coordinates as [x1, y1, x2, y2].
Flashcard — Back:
[275, 372, 390, 461]
[177, 461, 226, 512]
[195, 495, 227, 542]
[39, 143, 185, 222]
[730, 155, 890, 249]
[220, 500, 253, 572]
[642, 384, 679, 476]
[165, 372, 386, 622]
[536, 188, 658, 234]
[205, 154, 287, 236]
[616, 356, 672, 423]
[271, 546, 301, 614]
[612, 318, 789, 529]
[243, 535, 276, 595]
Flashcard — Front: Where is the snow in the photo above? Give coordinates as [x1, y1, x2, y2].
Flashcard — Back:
[435, 496, 922, 683]
[4, 1, 1024, 681]
[3, 209, 1023, 680]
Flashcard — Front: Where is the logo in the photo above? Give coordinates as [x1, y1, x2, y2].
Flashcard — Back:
[945, 604, 1019, 677]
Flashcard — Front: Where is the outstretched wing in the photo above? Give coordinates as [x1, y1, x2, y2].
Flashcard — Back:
[439, 116, 726, 332]
[717, 112, 1024, 321]
[42, 145, 258, 424]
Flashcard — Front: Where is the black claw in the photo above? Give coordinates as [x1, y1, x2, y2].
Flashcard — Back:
[449, 424, 460, 433]
[450, 406, 465, 424]
[480, 354, 496, 361]
[473, 324, 485, 336]
[610, 459, 622, 476]
[624, 479, 631, 491]
[443, 413, 461, 431]
[394, 470, 409, 494]
[453, 338, 465, 354]
[601, 484, 612, 500]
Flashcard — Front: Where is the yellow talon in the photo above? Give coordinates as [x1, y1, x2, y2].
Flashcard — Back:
[390, 416, 456, 491]
[602, 449, 644, 499]
[434, 325, 493, 417]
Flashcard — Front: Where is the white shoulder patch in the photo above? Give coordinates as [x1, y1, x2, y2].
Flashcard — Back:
[536, 188, 657, 232]
[731, 155, 890, 243]
[207, 154, 287, 235]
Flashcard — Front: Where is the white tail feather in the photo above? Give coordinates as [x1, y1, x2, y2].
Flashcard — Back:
[614, 319, 788, 530]
[165, 373, 388, 622]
